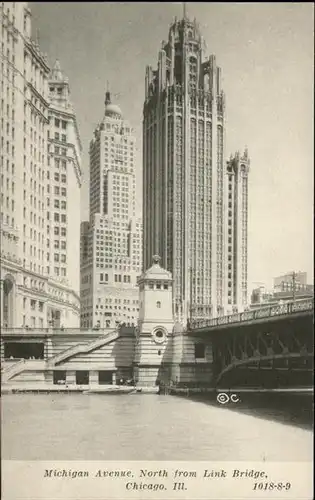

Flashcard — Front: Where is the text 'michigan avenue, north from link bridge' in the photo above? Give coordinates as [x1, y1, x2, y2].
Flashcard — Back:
[0, 3, 313, 407]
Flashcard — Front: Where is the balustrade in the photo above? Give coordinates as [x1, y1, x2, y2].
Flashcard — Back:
[190, 298, 314, 331]
[292, 299, 313, 312]
[218, 316, 228, 325]
[2, 327, 51, 335]
[255, 308, 272, 319]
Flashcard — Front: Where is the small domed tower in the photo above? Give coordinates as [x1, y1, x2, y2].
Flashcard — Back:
[133, 255, 174, 387]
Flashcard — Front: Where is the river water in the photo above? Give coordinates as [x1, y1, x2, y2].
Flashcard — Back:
[1, 394, 313, 461]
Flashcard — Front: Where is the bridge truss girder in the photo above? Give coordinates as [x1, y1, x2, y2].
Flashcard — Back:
[211, 317, 314, 386]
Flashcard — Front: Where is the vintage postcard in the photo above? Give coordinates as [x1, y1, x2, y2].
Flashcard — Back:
[1, 2, 313, 499]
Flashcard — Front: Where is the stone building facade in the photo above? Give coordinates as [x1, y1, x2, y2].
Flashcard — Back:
[1, 2, 81, 329]
[2, 258, 213, 388]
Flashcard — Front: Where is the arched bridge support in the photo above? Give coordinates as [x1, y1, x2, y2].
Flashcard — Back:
[210, 314, 313, 388]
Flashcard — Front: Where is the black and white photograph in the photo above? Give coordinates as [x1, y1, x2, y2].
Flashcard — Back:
[0, 2, 313, 499]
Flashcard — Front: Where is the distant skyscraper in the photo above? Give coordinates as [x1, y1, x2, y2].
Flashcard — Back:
[0, 2, 82, 328]
[226, 150, 250, 309]
[142, 13, 249, 322]
[80, 92, 142, 329]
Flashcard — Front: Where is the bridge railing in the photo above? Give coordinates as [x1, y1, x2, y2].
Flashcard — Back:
[0, 327, 115, 336]
[190, 298, 314, 330]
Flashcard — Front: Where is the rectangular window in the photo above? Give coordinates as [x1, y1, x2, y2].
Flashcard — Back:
[195, 343, 206, 359]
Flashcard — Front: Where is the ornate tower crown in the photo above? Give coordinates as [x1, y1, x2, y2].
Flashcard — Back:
[152, 255, 161, 265]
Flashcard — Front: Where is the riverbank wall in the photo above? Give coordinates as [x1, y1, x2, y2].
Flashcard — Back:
[1, 383, 159, 395]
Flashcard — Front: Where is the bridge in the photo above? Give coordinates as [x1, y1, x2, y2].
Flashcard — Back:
[188, 298, 314, 388]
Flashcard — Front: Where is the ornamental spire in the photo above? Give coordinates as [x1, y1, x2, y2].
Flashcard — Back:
[50, 59, 64, 81]
[183, 2, 187, 19]
[105, 81, 111, 106]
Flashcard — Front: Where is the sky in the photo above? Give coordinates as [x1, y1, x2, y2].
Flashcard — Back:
[30, 1, 314, 290]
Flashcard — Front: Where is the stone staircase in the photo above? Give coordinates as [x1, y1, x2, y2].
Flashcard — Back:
[48, 329, 120, 366]
[2, 359, 26, 382]
[2, 359, 46, 383]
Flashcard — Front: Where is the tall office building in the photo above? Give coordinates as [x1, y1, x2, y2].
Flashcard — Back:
[226, 150, 250, 310]
[142, 13, 250, 322]
[46, 60, 82, 324]
[0, 2, 82, 328]
[80, 92, 142, 329]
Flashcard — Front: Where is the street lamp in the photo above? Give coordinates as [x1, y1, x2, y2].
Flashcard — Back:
[292, 271, 298, 302]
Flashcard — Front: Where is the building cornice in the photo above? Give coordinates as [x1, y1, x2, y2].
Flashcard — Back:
[48, 105, 83, 153]
[1, 256, 80, 305]
[27, 81, 50, 109]
[25, 38, 50, 74]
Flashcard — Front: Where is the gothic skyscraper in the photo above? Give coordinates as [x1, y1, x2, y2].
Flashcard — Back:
[142, 13, 249, 323]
